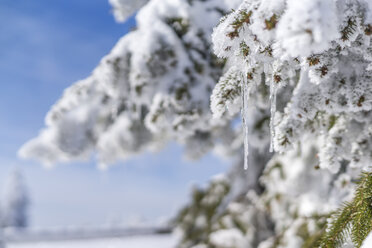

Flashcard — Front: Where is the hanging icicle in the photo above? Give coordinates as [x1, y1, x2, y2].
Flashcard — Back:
[269, 80, 277, 153]
[241, 72, 250, 170]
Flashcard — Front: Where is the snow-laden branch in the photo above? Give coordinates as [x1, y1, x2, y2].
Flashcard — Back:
[211, 0, 372, 172]
[19, 0, 241, 168]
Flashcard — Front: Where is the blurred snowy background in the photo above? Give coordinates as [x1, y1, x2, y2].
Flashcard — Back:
[0, 0, 229, 246]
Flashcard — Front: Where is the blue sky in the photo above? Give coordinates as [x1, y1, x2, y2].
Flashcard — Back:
[0, 0, 229, 228]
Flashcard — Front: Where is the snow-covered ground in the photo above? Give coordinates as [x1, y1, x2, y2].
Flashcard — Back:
[7, 234, 178, 248]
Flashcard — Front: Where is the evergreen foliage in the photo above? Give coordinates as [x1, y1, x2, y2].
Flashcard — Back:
[176, 176, 231, 247]
[320, 172, 372, 248]
[18, 0, 372, 247]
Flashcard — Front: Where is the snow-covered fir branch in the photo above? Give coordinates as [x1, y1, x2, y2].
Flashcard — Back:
[19, 0, 372, 247]
[19, 0, 242, 168]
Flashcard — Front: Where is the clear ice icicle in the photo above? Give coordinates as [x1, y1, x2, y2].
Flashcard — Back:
[241, 73, 249, 170]
[269, 81, 277, 152]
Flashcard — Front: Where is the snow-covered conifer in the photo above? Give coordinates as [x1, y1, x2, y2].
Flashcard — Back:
[19, 0, 372, 247]
[1, 169, 29, 229]
[208, 0, 372, 246]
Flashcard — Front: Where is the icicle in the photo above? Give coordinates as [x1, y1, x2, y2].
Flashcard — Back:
[241, 73, 250, 170]
[269, 81, 277, 152]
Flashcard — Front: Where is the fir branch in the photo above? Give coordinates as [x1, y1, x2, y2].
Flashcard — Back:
[227, 10, 252, 39]
[351, 172, 372, 247]
[319, 172, 372, 248]
[341, 18, 357, 41]
[265, 14, 278, 30]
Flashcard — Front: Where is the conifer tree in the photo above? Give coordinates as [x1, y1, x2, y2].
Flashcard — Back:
[1, 169, 29, 229]
[19, 0, 372, 247]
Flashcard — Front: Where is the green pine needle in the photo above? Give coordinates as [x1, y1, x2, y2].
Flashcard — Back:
[319, 172, 372, 248]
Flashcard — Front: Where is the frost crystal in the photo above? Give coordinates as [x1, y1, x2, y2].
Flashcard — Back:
[211, 0, 372, 172]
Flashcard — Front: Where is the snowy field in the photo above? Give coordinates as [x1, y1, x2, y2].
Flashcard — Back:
[7, 234, 178, 248]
